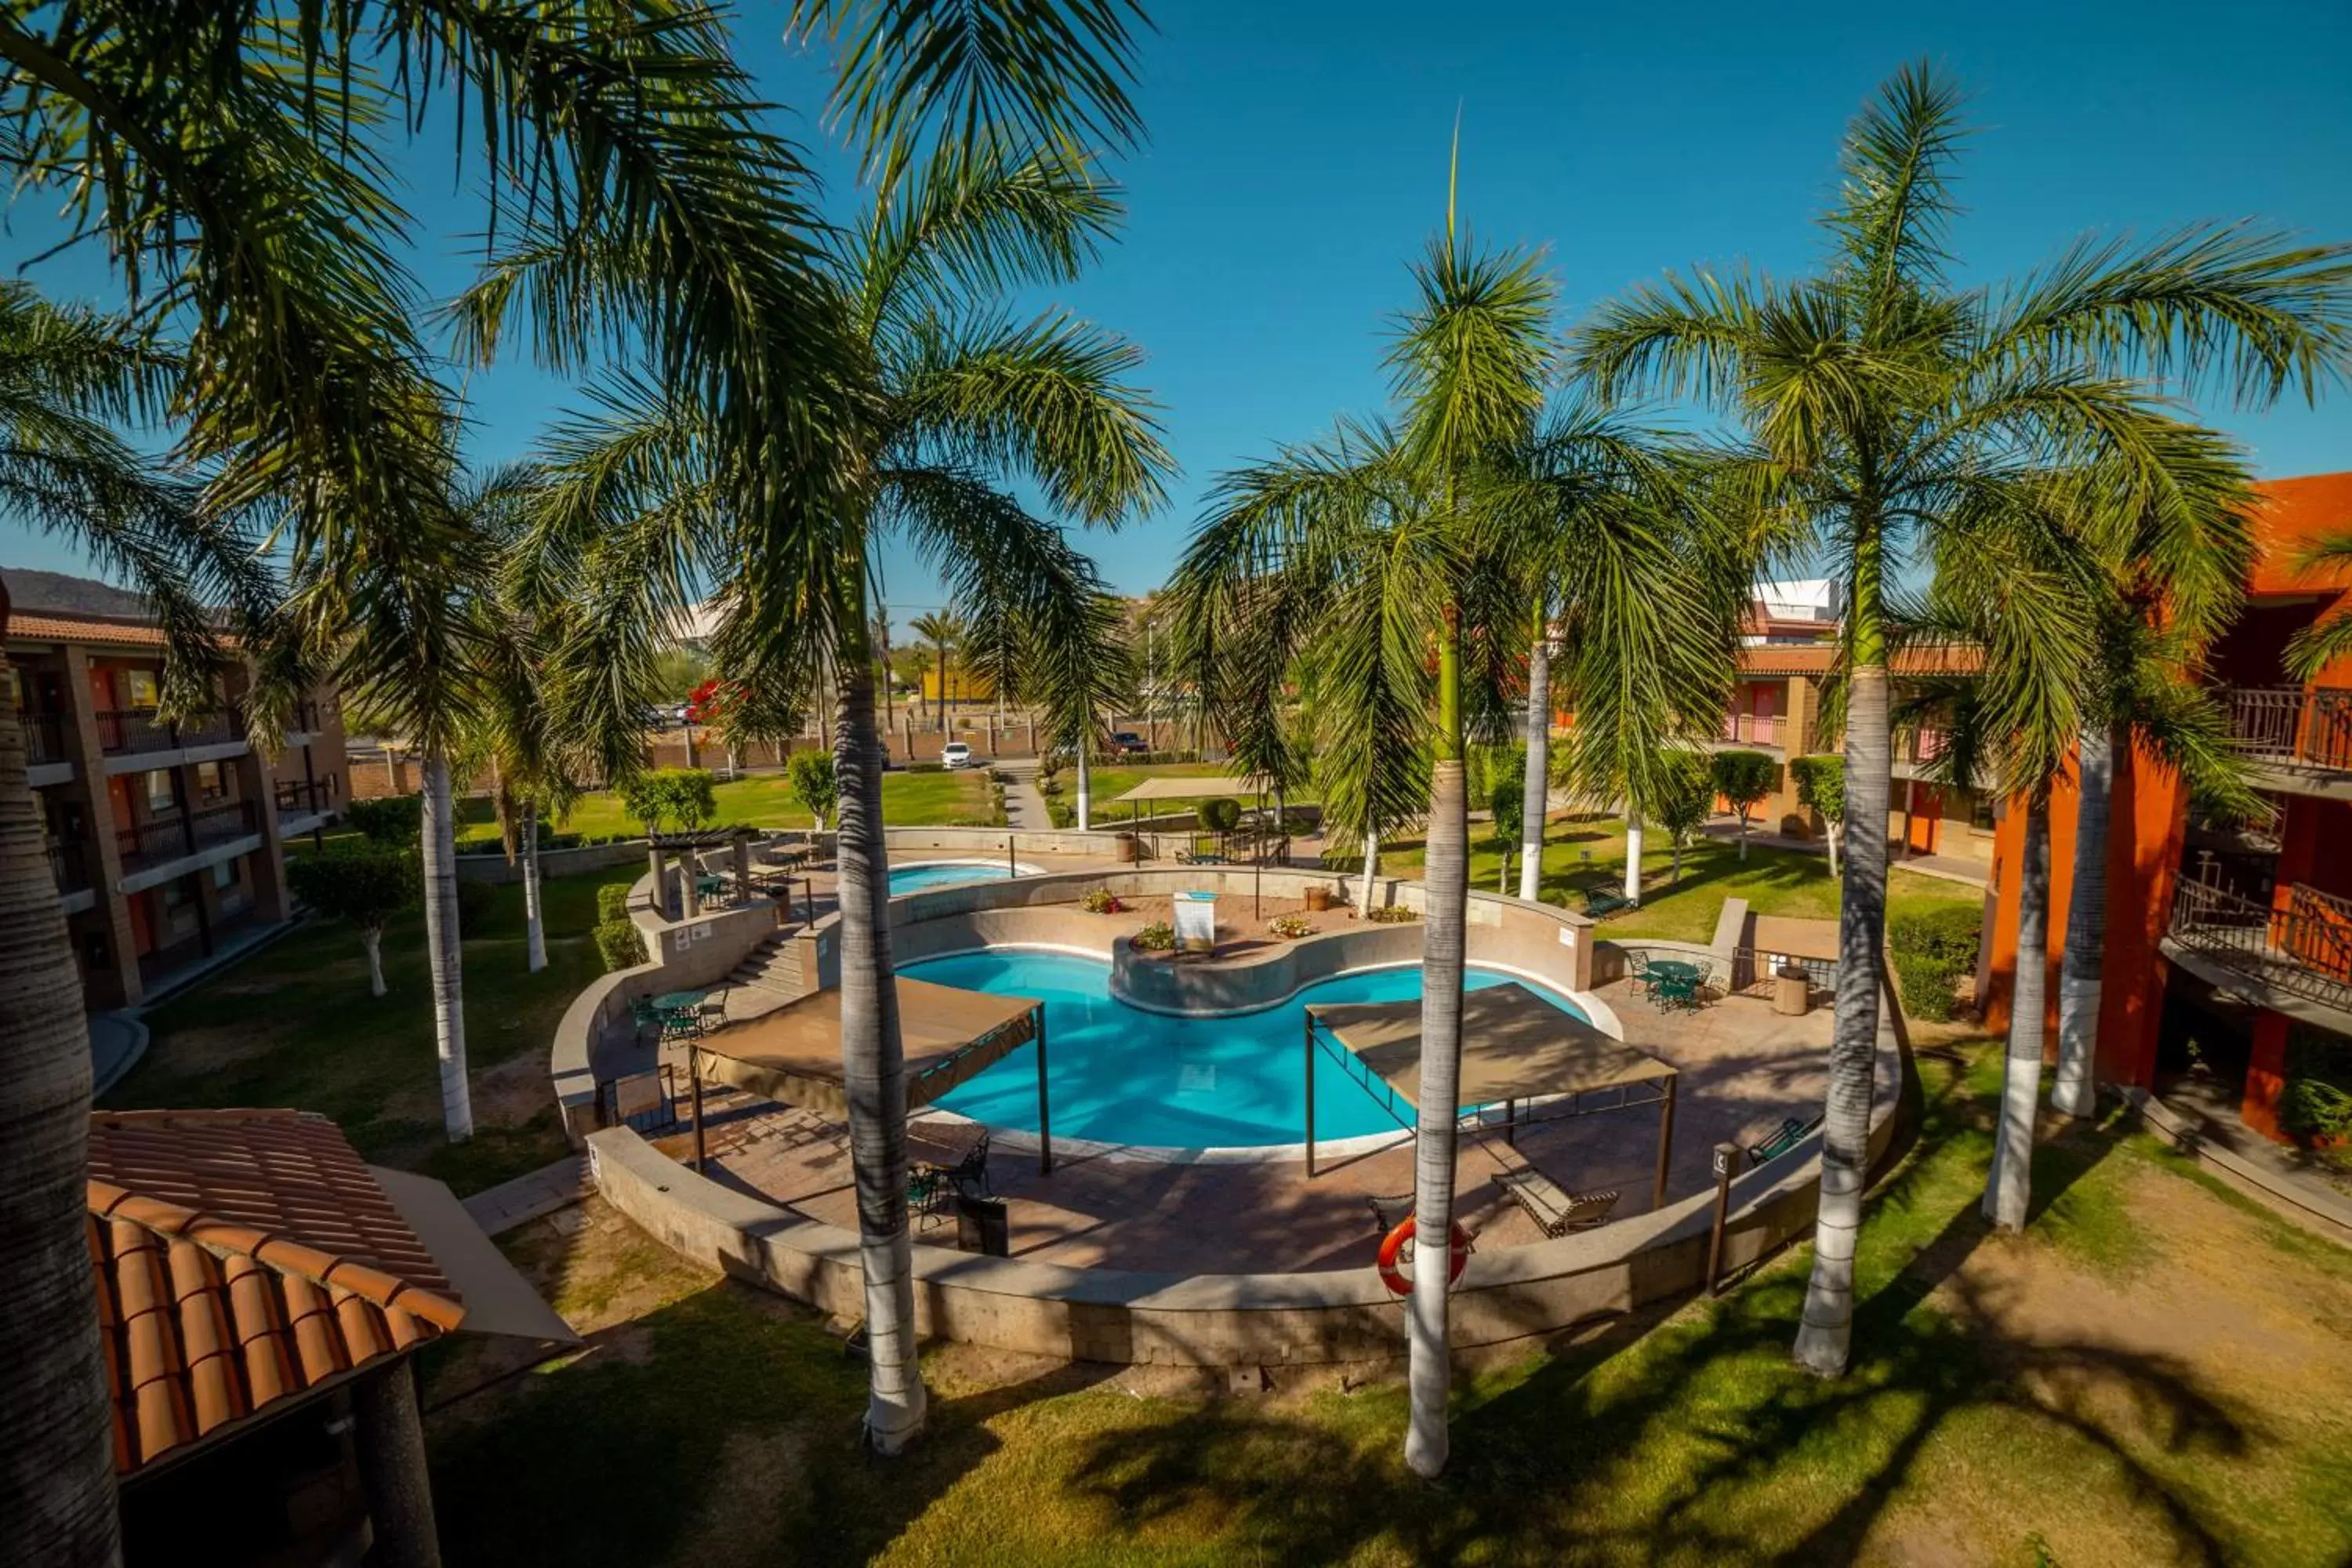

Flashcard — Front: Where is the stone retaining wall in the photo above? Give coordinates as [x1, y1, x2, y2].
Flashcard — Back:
[455, 838, 650, 885]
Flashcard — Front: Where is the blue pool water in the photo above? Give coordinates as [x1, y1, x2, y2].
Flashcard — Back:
[887, 862, 1018, 895]
[914, 949, 1589, 1149]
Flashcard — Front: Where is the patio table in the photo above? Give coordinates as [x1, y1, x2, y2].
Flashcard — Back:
[1646, 959, 1704, 1009]
[652, 990, 705, 1015]
[695, 874, 726, 898]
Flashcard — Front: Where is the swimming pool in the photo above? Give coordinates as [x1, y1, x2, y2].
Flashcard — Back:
[887, 861, 1036, 895]
[913, 949, 1590, 1150]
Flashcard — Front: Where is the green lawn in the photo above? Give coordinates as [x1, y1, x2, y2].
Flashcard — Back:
[1044, 760, 1314, 829]
[423, 1044, 2352, 1566]
[105, 866, 638, 1195]
[1374, 815, 1982, 942]
[453, 768, 1003, 844]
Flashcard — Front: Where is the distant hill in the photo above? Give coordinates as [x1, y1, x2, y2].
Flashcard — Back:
[2, 568, 153, 620]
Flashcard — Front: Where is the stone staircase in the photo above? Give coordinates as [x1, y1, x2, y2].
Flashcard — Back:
[726, 930, 809, 1000]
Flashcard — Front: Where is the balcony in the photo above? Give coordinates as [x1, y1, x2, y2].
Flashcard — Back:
[274, 778, 336, 827]
[2222, 686, 2352, 777]
[2165, 877, 2352, 1025]
[1718, 713, 1781, 748]
[19, 710, 66, 764]
[49, 838, 92, 895]
[115, 800, 258, 873]
[96, 705, 245, 757]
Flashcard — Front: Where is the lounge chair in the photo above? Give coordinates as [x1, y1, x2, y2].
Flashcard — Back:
[1494, 1169, 1621, 1237]
[1746, 1114, 1824, 1168]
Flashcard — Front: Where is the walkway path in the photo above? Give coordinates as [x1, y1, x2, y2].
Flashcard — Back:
[463, 1154, 590, 1236]
[996, 760, 1054, 831]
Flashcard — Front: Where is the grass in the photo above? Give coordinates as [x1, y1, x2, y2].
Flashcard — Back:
[450, 768, 1004, 844]
[1373, 814, 1983, 943]
[423, 1045, 2352, 1566]
[1043, 760, 1315, 829]
[105, 865, 638, 1195]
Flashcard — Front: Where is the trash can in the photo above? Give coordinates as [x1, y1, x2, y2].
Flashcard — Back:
[1304, 884, 1333, 913]
[956, 1195, 1010, 1257]
[1774, 964, 1811, 1017]
[1113, 831, 1139, 864]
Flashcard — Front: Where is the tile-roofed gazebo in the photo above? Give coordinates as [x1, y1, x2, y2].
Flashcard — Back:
[85, 1109, 470, 1476]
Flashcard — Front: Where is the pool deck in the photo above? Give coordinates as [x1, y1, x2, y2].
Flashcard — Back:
[654, 978, 1835, 1275]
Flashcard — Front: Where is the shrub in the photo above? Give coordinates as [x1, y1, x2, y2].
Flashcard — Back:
[1889, 904, 1983, 1022]
[2281, 1029, 2352, 1167]
[596, 883, 633, 924]
[1080, 888, 1124, 914]
[1131, 921, 1175, 953]
[596, 918, 645, 972]
[345, 794, 422, 844]
[1199, 797, 1241, 833]
[1364, 905, 1418, 924]
[1268, 914, 1315, 939]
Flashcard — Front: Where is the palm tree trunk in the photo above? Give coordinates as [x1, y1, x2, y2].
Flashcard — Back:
[1406, 754, 1468, 1479]
[364, 927, 387, 996]
[0, 655, 121, 1564]
[1825, 817, 1842, 878]
[522, 801, 546, 975]
[1076, 745, 1092, 832]
[1793, 657, 1892, 1377]
[419, 754, 473, 1143]
[1406, 609, 1469, 1479]
[1358, 829, 1379, 917]
[1518, 621, 1550, 901]
[834, 627, 927, 1454]
[1622, 820, 1643, 904]
[1988, 793, 2052, 1229]
[2051, 720, 2114, 1119]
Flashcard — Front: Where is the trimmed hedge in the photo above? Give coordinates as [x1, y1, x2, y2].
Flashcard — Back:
[1889, 904, 1982, 1022]
[596, 919, 645, 972]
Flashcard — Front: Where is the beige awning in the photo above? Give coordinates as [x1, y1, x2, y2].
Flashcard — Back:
[1109, 773, 1282, 804]
[693, 978, 1041, 1116]
[1308, 982, 1674, 1106]
[1748, 914, 1841, 964]
[369, 1167, 580, 1344]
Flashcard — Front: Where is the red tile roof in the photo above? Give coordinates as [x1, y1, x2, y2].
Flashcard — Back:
[5, 612, 173, 648]
[85, 1110, 466, 1476]
[2249, 472, 2352, 597]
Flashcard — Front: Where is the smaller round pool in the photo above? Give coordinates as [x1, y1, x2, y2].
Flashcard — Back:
[888, 860, 1039, 895]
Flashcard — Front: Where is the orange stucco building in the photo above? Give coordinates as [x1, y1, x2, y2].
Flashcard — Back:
[1981, 471, 2352, 1146]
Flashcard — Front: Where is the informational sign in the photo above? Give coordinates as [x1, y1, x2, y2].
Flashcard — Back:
[1174, 891, 1217, 956]
[614, 1071, 666, 1121]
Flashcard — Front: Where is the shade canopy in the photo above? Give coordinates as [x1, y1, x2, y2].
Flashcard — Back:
[1308, 982, 1674, 1107]
[1109, 773, 1283, 804]
[693, 977, 1040, 1117]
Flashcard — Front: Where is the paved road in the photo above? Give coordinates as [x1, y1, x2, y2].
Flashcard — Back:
[995, 760, 1054, 831]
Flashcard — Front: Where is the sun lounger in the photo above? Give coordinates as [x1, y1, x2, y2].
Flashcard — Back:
[1494, 1169, 1621, 1237]
[1746, 1114, 1824, 1168]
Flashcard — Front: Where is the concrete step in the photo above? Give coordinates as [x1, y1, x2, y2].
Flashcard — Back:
[726, 932, 807, 997]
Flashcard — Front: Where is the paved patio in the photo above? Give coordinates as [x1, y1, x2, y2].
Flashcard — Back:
[652, 977, 1836, 1276]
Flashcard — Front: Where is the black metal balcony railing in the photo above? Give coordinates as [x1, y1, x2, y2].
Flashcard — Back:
[115, 800, 258, 870]
[96, 705, 245, 757]
[2169, 876, 2352, 1015]
[274, 779, 330, 817]
[2222, 685, 2352, 774]
[20, 710, 66, 765]
[49, 839, 91, 895]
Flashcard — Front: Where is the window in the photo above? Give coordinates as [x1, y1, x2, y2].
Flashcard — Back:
[125, 669, 160, 707]
[194, 762, 227, 803]
[212, 859, 240, 890]
[1969, 793, 1996, 833]
[143, 769, 176, 815]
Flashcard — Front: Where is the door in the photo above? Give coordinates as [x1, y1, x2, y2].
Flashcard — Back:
[1907, 786, 1944, 854]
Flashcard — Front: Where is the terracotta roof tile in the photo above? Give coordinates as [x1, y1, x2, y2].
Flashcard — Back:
[86, 1110, 467, 1476]
[5, 611, 174, 647]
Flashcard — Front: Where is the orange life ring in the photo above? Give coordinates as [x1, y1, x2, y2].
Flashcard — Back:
[1376, 1215, 1470, 1296]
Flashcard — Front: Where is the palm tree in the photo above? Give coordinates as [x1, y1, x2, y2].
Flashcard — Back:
[2285, 531, 2352, 681]
[1515, 598, 1555, 899]
[492, 139, 1170, 1453]
[1577, 63, 2352, 1377]
[0, 283, 292, 1565]
[910, 610, 966, 731]
[974, 590, 1131, 828]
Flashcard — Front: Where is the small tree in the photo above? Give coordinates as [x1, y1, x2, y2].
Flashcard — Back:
[662, 768, 717, 829]
[287, 844, 419, 997]
[1487, 749, 1526, 895]
[1653, 757, 1713, 882]
[344, 794, 422, 845]
[1790, 754, 1849, 876]
[789, 750, 837, 829]
[1709, 750, 1780, 862]
[620, 775, 666, 837]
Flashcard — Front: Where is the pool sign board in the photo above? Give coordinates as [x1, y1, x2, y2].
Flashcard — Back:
[1174, 891, 1217, 956]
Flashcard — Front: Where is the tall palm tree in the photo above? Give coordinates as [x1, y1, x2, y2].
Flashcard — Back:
[2285, 531, 2352, 681]
[1577, 63, 2352, 1377]
[1515, 597, 1554, 899]
[972, 589, 1131, 828]
[909, 609, 965, 731]
[488, 139, 1169, 1453]
[0, 284, 292, 1566]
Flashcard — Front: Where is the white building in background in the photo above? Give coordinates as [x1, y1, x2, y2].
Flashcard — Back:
[1742, 579, 1843, 644]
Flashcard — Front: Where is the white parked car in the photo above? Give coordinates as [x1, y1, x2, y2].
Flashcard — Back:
[941, 741, 975, 770]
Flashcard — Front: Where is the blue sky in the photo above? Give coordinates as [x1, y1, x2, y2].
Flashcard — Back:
[5, 0, 2350, 637]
